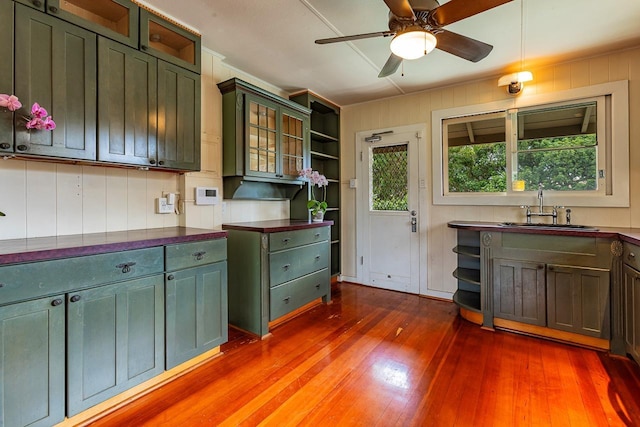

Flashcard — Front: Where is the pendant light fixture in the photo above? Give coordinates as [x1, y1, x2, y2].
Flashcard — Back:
[498, 0, 532, 95]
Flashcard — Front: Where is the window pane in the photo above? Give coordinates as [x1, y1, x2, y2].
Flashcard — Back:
[445, 113, 506, 193]
[516, 102, 598, 191]
[372, 145, 408, 211]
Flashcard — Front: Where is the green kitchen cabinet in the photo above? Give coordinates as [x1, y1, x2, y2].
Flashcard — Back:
[493, 258, 547, 326]
[66, 275, 165, 416]
[15, 0, 139, 48]
[217, 78, 310, 199]
[547, 264, 610, 338]
[156, 60, 201, 171]
[225, 224, 330, 337]
[165, 239, 228, 369]
[623, 243, 640, 365]
[97, 37, 158, 167]
[140, 8, 200, 74]
[12, 4, 97, 160]
[0, 1, 13, 151]
[0, 296, 66, 427]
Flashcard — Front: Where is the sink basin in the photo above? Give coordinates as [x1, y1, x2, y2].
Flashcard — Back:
[499, 222, 599, 231]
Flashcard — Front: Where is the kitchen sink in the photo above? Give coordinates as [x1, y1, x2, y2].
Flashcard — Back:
[499, 222, 599, 231]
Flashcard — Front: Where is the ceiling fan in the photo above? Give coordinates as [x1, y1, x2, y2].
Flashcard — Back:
[315, 0, 514, 77]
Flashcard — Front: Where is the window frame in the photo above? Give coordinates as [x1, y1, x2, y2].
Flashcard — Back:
[432, 80, 629, 207]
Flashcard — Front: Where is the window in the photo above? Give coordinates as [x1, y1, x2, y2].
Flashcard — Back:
[432, 81, 629, 207]
[371, 144, 408, 211]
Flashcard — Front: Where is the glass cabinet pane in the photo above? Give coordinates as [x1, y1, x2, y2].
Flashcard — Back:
[282, 113, 304, 176]
[248, 101, 276, 174]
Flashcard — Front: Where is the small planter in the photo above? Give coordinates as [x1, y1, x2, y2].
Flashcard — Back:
[312, 211, 324, 222]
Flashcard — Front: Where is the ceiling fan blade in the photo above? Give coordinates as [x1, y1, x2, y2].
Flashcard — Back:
[378, 53, 403, 78]
[430, 0, 513, 26]
[316, 31, 394, 45]
[435, 29, 493, 62]
[383, 0, 415, 20]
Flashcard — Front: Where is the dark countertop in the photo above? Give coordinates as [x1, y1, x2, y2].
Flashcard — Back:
[0, 227, 227, 266]
[448, 221, 640, 245]
[222, 219, 333, 233]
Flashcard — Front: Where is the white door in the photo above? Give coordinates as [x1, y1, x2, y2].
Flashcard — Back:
[356, 127, 421, 294]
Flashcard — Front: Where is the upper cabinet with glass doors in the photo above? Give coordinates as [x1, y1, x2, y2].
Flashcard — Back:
[217, 78, 310, 189]
[15, 0, 139, 48]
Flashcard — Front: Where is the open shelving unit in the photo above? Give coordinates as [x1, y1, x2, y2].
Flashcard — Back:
[452, 230, 482, 315]
[290, 91, 341, 277]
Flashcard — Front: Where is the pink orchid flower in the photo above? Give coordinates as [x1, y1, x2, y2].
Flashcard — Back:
[26, 117, 44, 130]
[31, 102, 48, 119]
[0, 94, 22, 112]
[42, 116, 56, 131]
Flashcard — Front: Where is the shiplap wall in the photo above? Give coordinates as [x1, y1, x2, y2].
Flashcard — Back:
[341, 46, 640, 297]
[0, 49, 290, 240]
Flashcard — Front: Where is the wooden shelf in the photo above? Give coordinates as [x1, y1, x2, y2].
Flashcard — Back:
[453, 289, 481, 312]
[310, 130, 338, 143]
[453, 267, 481, 286]
[453, 245, 480, 258]
[311, 151, 339, 161]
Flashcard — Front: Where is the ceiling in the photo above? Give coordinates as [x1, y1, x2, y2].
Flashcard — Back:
[141, 0, 640, 106]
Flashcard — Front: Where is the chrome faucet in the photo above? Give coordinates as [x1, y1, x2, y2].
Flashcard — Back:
[522, 183, 562, 224]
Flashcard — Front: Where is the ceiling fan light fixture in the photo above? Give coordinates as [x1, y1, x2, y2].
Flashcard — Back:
[390, 30, 437, 60]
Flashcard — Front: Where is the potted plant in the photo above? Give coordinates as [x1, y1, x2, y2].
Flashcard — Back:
[298, 168, 328, 222]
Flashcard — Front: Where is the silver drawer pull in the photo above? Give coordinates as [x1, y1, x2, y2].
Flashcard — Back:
[283, 296, 291, 303]
[116, 262, 136, 273]
[314, 233, 320, 238]
[629, 252, 636, 259]
[315, 255, 321, 260]
[282, 238, 291, 244]
[193, 251, 207, 261]
[282, 264, 291, 271]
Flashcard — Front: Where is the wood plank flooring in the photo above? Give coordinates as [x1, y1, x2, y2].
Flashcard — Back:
[88, 282, 640, 426]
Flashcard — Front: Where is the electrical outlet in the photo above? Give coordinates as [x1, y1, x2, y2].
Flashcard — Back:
[156, 198, 173, 214]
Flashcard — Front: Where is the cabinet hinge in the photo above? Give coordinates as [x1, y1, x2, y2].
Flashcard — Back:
[360, 256, 364, 265]
[360, 151, 363, 162]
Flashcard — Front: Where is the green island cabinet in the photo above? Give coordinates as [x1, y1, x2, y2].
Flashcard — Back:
[223, 221, 331, 337]
[290, 91, 342, 277]
[0, 232, 227, 427]
[4, 0, 202, 171]
[217, 78, 311, 199]
[623, 242, 640, 365]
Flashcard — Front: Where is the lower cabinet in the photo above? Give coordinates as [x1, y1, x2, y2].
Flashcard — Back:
[624, 264, 640, 364]
[165, 262, 228, 369]
[547, 264, 610, 339]
[66, 275, 165, 416]
[493, 258, 546, 326]
[0, 296, 66, 427]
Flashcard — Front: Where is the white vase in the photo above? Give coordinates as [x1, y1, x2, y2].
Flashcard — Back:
[312, 211, 324, 222]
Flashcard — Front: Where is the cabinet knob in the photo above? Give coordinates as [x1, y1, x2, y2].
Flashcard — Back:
[283, 296, 291, 303]
[167, 274, 175, 280]
[16, 144, 28, 151]
[629, 252, 636, 260]
[149, 158, 156, 165]
[315, 255, 321, 260]
[48, 5, 58, 13]
[281, 238, 290, 244]
[141, 45, 148, 51]
[282, 264, 291, 271]
[0, 143, 10, 150]
[315, 284, 320, 290]
[158, 160, 165, 166]
[539, 264, 545, 270]
[69, 295, 81, 303]
[116, 262, 136, 273]
[314, 233, 320, 238]
[32, 0, 42, 7]
[51, 298, 63, 306]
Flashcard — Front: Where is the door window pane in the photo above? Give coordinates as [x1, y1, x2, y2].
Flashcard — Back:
[371, 144, 408, 211]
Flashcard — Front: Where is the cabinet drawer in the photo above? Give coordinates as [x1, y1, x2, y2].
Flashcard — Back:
[269, 241, 329, 287]
[165, 239, 226, 271]
[270, 269, 329, 320]
[0, 247, 164, 306]
[624, 242, 640, 271]
[269, 227, 330, 252]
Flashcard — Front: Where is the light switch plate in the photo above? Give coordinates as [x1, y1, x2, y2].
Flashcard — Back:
[156, 197, 173, 214]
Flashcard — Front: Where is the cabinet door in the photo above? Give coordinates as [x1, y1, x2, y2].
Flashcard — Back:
[623, 265, 640, 364]
[45, 0, 139, 48]
[165, 261, 228, 369]
[0, 1, 13, 153]
[280, 106, 308, 180]
[14, 4, 97, 160]
[493, 258, 546, 326]
[245, 94, 279, 180]
[0, 296, 65, 427]
[547, 264, 610, 338]
[66, 275, 165, 416]
[157, 60, 201, 171]
[97, 37, 157, 167]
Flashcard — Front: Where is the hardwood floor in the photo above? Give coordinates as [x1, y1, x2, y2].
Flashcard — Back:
[88, 283, 640, 426]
